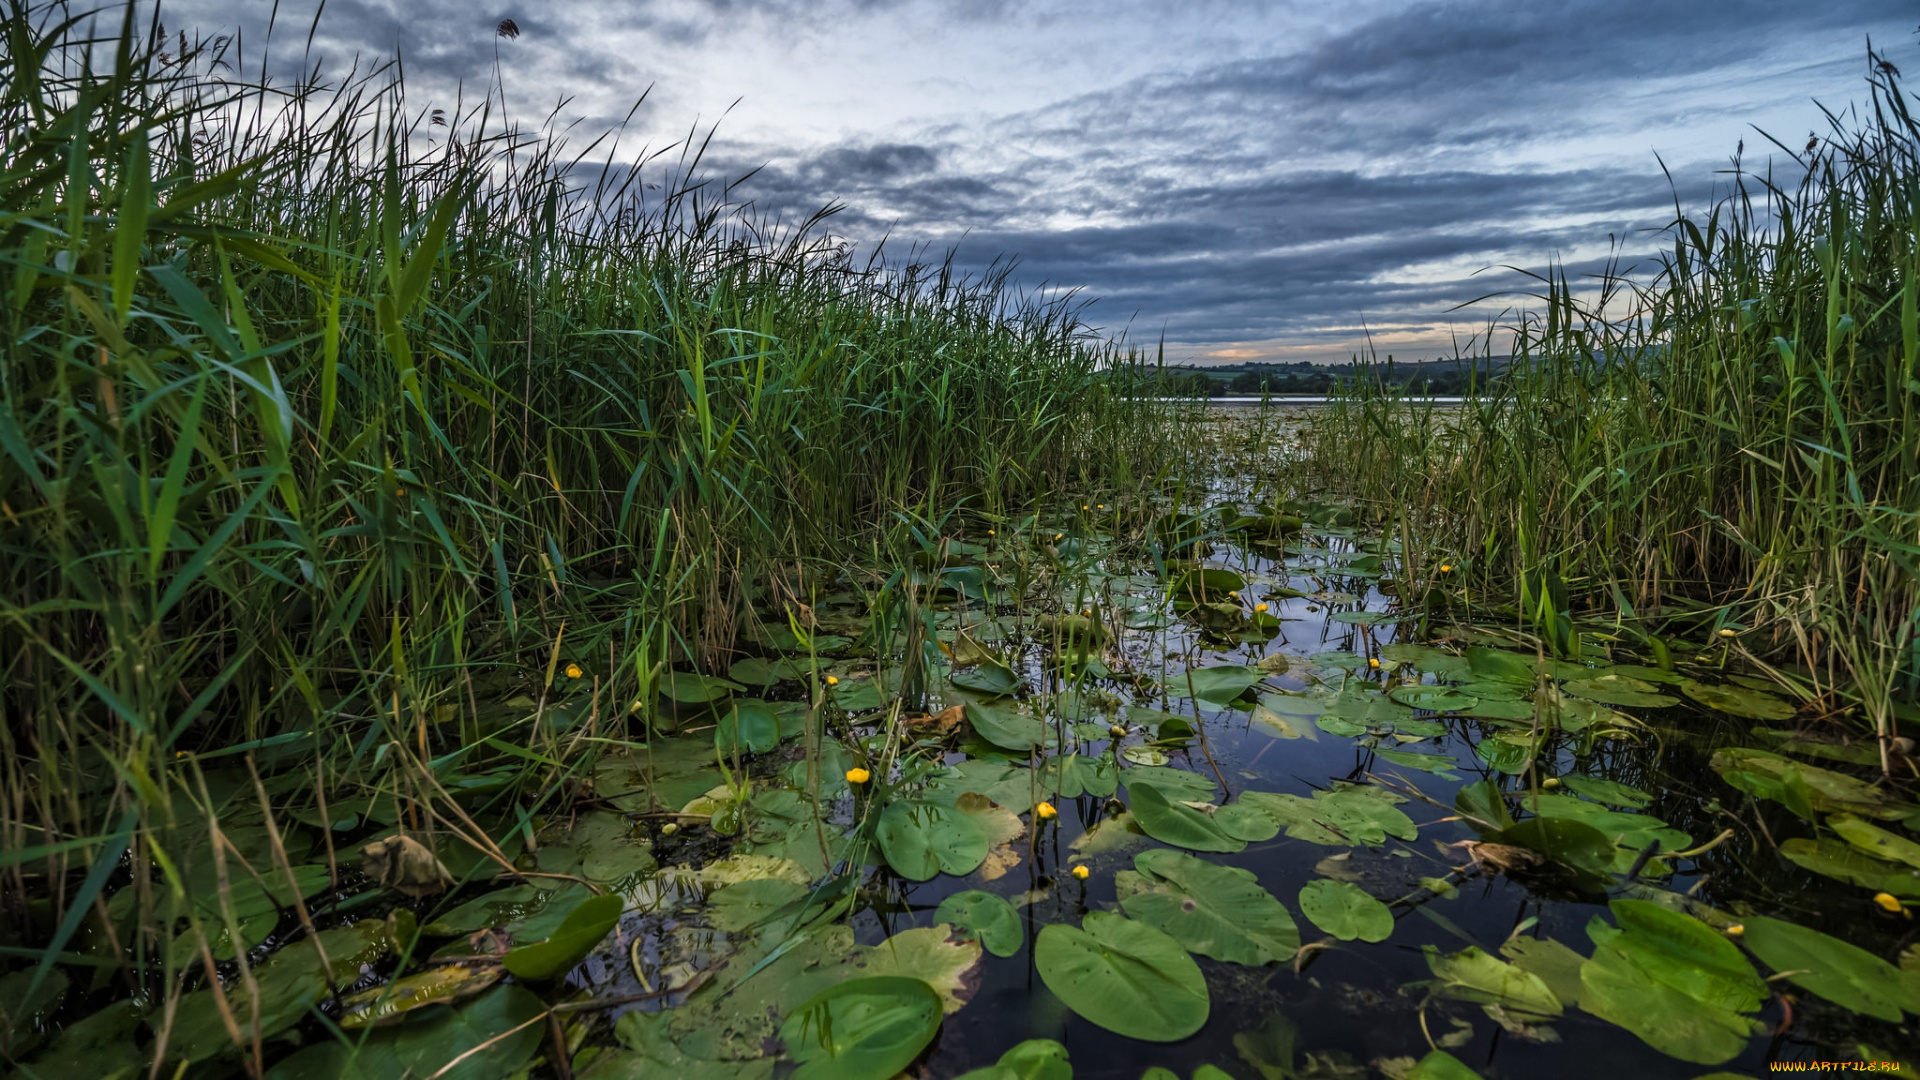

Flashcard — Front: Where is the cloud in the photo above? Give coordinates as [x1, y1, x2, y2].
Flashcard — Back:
[150, 0, 1919, 361]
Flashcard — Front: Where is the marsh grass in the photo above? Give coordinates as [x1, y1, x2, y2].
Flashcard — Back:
[1290, 54, 1920, 765]
[0, 0, 1186, 1030]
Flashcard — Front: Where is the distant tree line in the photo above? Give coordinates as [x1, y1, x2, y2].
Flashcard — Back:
[1128, 357, 1510, 397]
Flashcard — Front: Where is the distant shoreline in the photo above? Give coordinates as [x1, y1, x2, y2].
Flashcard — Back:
[1157, 395, 1469, 406]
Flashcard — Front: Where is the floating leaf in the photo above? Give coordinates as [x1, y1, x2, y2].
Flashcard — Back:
[1171, 567, 1247, 603]
[953, 1039, 1071, 1080]
[1740, 916, 1920, 1022]
[861, 927, 985, 1014]
[1170, 664, 1266, 704]
[832, 678, 888, 711]
[1121, 746, 1170, 766]
[1298, 879, 1393, 942]
[1579, 941, 1759, 1064]
[708, 879, 811, 933]
[1560, 776, 1653, 809]
[1680, 678, 1796, 721]
[1474, 733, 1537, 775]
[965, 702, 1055, 751]
[1120, 849, 1299, 964]
[1829, 813, 1920, 870]
[1374, 747, 1461, 777]
[269, 985, 546, 1080]
[1779, 837, 1920, 897]
[1711, 748, 1912, 820]
[952, 657, 1026, 697]
[1560, 675, 1677, 709]
[1588, 900, 1766, 1013]
[1128, 783, 1245, 853]
[1486, 818, 1614, 877]
[502, 892, 623, 980]
[935, 890, 1024, 957]
[1034, 912, 1209, 1041]
[878, 800, 989, 881]
[1398, 1051, 1483, 1079]
[778, 976, 943, 1080]
[661, 671, 744, 704]
[1455, 780, 1515, 831]
[1389, 686, 1478, 712]
[716, 701, 781, 755]
[1040, 753, 1119, 798]
[1381, 645, 1473, 679]
[1120, 766, 1218, 800]
[1466, 648, 1539, 685]
[590, 1010, 773, 1080]
[1498, 936, 1589, 1010]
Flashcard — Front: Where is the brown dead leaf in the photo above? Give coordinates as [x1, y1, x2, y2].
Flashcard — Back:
[362, 834, 453, 898]
[906, 704, 966, 737]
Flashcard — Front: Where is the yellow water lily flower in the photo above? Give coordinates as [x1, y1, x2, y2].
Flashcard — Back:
[1724, 923, 1745, 936]
[1542, 777, 1561, 788]
[1873, 892, 1905, 913]
[1255, 603, 1268, 613]
[1108, 724, 1128, 738]
[1071, 865, 1090, 880]
[564, 663, 584, 679]
[826, 675, 839, 686]
[1439, 564, 1453, 573]
[1053, 532, 1064, 542]
[988, 529, 996, 536]
[1367, 658, 1381, 669]
[1035, 801, 1058, 820]
[846, 767, 871, 784]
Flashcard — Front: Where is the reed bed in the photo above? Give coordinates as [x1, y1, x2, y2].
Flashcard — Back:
[1290, 55, 1920, 764]
[0, 0, 1184, 958]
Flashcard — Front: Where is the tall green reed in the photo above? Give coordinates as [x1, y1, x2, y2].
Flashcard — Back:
[0, 0, 1182, 927]
[1290, 54, 1919, 767]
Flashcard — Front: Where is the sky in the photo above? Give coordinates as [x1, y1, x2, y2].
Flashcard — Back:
[152, 0, 1918, 364]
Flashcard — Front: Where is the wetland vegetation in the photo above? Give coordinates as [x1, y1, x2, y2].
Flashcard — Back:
[1, 5, 1917, 1079]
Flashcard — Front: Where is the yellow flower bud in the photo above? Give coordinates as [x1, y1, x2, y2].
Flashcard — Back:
[1053, 533, 1064, 542]
[1071, 865, 1090, 880]
[1724, 923, 1745, 936]
[564, 663, 584, 679]
[1108, 724, 1128, 738]
[1367, 658, 1381, 669]
[1718, 628, 1737, 638]
[1035, 801, 1058, 820]
[826, 675, 839, 685]
[1255, 603, 1268, 613]
[661, 822, 679, 836]
[845, 767, 871, 784]
[1542, 777, 1561, 788]
[1873, 892, 1905, 913]
[1439, 564, 1453, 573]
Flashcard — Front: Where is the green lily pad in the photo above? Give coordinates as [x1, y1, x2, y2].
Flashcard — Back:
[1034, 912, 1210, 1041]
[15, 1001, 143, 1077]
[952, 657, 1026, 697]
[878, 800, 989, 881]
[1740, 916, 1920, 1022]
[1475, 733, 1538, 775]
[1298, 879, 1393, 942]
[954, 1039, 1071, 1080]
[1380, 645, 1473, 679]
[1120, 849, 1300, 964]
[1829, 813, 1920, 870]
[1587, 900, 1766, 1013]
[935, 890, 1024, 958]
[1422, 945, 1561, 1017]
[1400, 1050, 1484, 1079]
[1779, 837, 1920, 897]
[1680, 678, 1797, 721]
[1455, 780, 1516, 830]
[1171, 568, 1247, 603]
[1579, 944, 1758, 1065]
[965, 702, 1056, 751]
[1560, 675, 1677, 709]
[1042, 753, 1120, 798]
[661, 671, 744, 704]
[717, 701, 782, 755]
[779, 976, 943, 1080]
[1389, 685, 1479, 712]
[1120, 766, 1218, 800]
[266, 985, 546, 1080]
[708, 879, 812, 933]
[1128, 782, 1245, 853]
[1487, 818, 1614, 877]
[1466, 648, 1540, 685]
[1712, 748, 1912, 820]
[1170, 664, 1266, 704]
[1374, 747, 1461, 777]
[502, 892, 623, 980]
[1560, 776, 1653, 809]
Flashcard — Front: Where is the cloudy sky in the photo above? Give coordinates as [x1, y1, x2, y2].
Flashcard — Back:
[159, 0, 1916, 363]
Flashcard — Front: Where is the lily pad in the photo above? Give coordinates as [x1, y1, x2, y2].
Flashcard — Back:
[716, 701, 782, 755]
[1486, 818, 1614, 877]
[268, 985, 546, 1080]
[1374, 747, 1461, 777]
[778, 976, 943, 1080]
[1128, 783, 1245, 853]
[1389, 685, 1478, 712]
[935, 890, 1024, 957]
[1560, 776, 1653, 809]
[1034, 912, 1210, 1041]
[1120, 766, 1218, 800]
[954, 1040, 1072, 1080]
[1171, 568, 1247, 603]
[1740, 916, 1920, 1022]
[952, 657, 1026, 697]
[1711, 748, 1912, 820]
[877, 800, 989, 881]
[502, 892, 623, 980]
[1779, 837, 1920, 897]
[1422, 945, 1560, 1017]
[1679, 678, 1797, 721]
[1579, 944, 1759, 1065]
[1587, 900, 1766, 1013]
[1170, 664, 1267, 705]
[661, 671, 744, 704]
[1298, 879, 1393, 942]
[1829, 813, 1920, 870]
[1120, 849, 1300, 964]
[966, 702, 1056, 751]
[1560, 675, 1677, 709]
